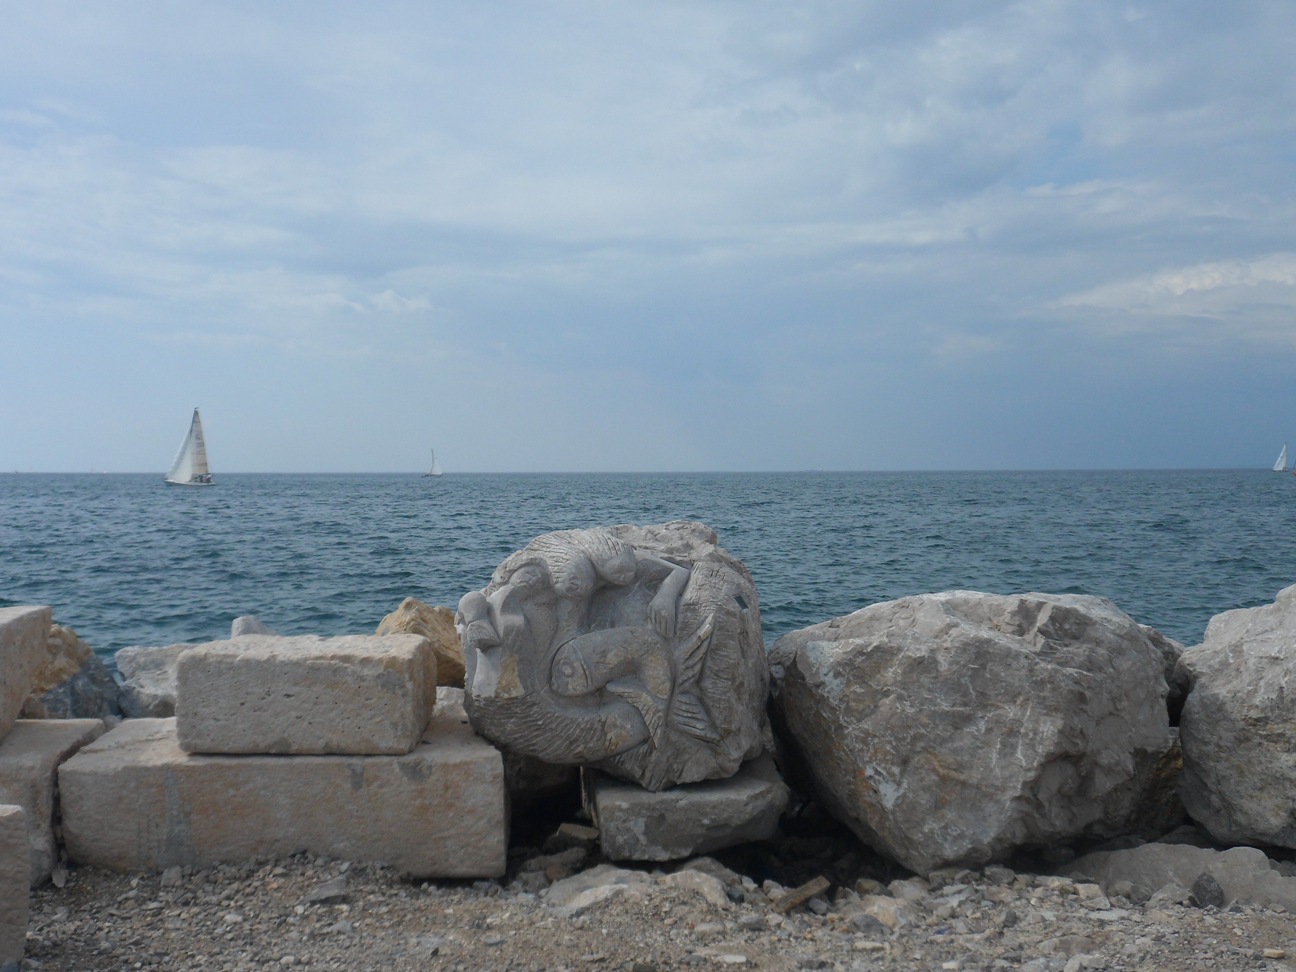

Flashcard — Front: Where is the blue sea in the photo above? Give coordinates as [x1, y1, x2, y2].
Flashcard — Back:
[2, 470, 1293, 667]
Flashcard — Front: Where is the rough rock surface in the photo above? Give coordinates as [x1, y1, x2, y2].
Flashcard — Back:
[113, 643, 187, 718]
[769, 591, 1173, 874]
[587, 753, 789, 862]
[376, 597, 466, 687]
[0, 719, 106, 885]
[0, 606, 51, 740]
[0, 805, 27, 969]
[229, 616, 276, 637]
[20, 625, 121, 720]
[459, 521, 768, 791]
[1178, 583, 1296, 848]
[175, 634, 436, 755]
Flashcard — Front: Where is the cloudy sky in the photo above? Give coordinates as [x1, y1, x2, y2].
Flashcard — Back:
[3, 1, 1294, 473]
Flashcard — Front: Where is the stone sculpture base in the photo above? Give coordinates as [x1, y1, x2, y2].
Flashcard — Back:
[585, 753, 789, 861]
[0, 805, 27, 969]
[59, 714, 506, 879]
[0, 719, 106, 885]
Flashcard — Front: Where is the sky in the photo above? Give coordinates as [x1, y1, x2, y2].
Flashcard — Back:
[2, 1, 1295, 473]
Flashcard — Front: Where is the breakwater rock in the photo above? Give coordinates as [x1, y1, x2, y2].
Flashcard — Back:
[769, 591, 1176, 874]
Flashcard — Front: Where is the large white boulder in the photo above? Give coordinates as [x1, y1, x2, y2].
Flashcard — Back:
[769, 591, 1173, 874]
[1178, 584, 1296, 847]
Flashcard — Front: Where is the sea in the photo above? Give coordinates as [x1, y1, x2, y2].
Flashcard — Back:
[2, 470, 1293, 668]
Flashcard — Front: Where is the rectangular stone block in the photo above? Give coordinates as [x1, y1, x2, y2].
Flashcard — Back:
[0, 805, 28, 968]
[59, 710, 506, 879]
[587, 753, 789, 862]
[175, 633, 437, 755]
[0, 719, 106, 885]
[0, 607, 51, 742]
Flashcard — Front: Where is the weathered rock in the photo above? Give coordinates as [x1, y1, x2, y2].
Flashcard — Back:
[1065, 842, 1296, 912]
[768, 591, 1172, 873]
[114, 643, 187, 718]
[0, 720, 106, 885]
[376, 597, 465, 687]
[458, 521, 768, 791]
[0, 607, 50, 741]
[0, 806, 27, 968]
[175, 634, 436, 755]
[543, 864, 654, 917]
[1178, 584, 1296, 848]
[230, 615, 276, 637]
[58, 709, 506, 878]
[586, 753, 788, 861]
[20, 625, 120, 720]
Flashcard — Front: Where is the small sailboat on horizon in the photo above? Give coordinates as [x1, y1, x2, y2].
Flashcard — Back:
[1275, 444, 1290, 473]
[164, 408, 214, 486]
[423, 448, 443, 478]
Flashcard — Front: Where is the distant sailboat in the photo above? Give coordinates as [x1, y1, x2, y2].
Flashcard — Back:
[164, 408, 214, 486]
[423, 448, 443, 478]
[1275, 444, 1290, 473]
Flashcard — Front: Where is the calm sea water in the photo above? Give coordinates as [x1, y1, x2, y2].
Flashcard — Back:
[2, 470, 1293, 666]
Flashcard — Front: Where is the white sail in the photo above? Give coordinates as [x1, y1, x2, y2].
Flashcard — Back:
[425, 448, 443, 478]
[1275, 444, 1289, 472]
[165, 408, 213, 485]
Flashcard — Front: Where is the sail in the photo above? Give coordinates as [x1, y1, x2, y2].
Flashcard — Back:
[426, 448, 443, 477]
[1275, 444, 1289, 472]
[165, 408, 212, 485]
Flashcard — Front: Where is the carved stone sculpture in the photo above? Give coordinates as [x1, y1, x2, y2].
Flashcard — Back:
[457, 521, 767, 790]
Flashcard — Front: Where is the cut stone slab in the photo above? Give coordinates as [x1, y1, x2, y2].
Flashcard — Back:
[586, 753, 789, 861]
[0, 719, 106, 885]
[0, 607, 51, 741]
[0, 805, 27, 968]
[175, 633, 437, 755]
[59, 709, 506, 879]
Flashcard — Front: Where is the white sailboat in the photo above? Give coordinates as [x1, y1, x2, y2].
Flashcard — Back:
[1275, 444, 1289, 473]
[423, 448, 443, 478]
[164, 408, 214, 486]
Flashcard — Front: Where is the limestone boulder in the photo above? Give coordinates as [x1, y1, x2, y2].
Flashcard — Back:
[1178, 584, 1296, 848]
[0, 607, 50, 740]
[114, 643, 188, 718]
[768, 591, 1173, 874]
[230, 615, 277, 637]
[1066, 842, 1296, 912]
[376, 597, 465, 687]
[458, 521, 768, 791]
[20, 625, 120, 720]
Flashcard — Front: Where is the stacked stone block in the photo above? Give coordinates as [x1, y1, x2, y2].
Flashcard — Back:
[60, 634, 507, 878]
[0, 805, 28, 971]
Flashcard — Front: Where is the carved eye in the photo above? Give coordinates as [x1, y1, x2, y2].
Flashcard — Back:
[556, 659, 577, 679]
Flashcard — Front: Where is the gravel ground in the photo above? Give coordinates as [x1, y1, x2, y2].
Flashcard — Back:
[21, 813, 1296, 972]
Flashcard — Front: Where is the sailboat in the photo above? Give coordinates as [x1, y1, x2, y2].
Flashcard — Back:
[1275, 444, 1290, 473]
[164, 408, 214, 486]
[423, 448, 443, 478]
